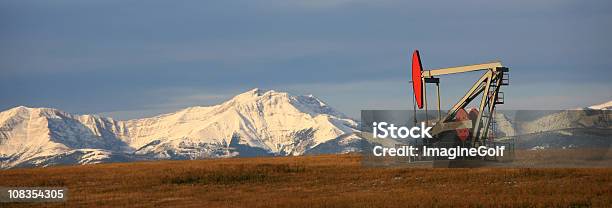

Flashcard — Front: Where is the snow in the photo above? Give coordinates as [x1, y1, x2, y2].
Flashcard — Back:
[0, 88, 359, 168]
[123, 88, 358, 157]
[588, 100, 612, 110]
[4, 89, 602, 169]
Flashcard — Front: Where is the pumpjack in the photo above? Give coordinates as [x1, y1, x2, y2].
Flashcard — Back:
[411, 50, 509, 148]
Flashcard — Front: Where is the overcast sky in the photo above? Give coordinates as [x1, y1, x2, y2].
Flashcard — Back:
[1, 0, 611, 119]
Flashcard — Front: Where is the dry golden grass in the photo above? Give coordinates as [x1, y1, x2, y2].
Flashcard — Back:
[0, 154, 611, 207]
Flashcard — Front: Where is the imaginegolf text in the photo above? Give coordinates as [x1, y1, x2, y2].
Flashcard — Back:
[372, 145, 506, 159]
[369, 121, 506, 160]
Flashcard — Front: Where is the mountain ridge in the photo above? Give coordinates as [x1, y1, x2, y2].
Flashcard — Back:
[1, 91, 609, 169]
[0, 88, 360, 169]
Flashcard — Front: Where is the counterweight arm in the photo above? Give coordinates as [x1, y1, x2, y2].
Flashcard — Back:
[423, 61, 502, 77]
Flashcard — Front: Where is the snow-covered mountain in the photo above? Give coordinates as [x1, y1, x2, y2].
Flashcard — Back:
[0, 106, 131, 168]
[491, 101, 611, 150]
[2, 91, 609, 169]
[0, 89, 360, 169]
[490, 100, 611, 138]
[123, 88, 359, 159]
[588, 100, 612, 110]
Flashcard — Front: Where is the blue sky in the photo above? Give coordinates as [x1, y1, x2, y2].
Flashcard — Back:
[1, 0, 611, 119]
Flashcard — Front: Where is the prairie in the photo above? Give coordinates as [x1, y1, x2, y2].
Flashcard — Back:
[0, 154, 610, 207]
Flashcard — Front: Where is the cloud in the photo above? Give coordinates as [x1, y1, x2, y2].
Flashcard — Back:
[96, 88, 236, 120]
[504, 82, 612, 110]
[1, 0, 610, 118]
[0, 39, 346, 74]
[152, 40, 344, 65]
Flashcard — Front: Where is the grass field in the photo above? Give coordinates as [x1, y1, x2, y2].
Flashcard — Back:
[1, 154, 611, 207]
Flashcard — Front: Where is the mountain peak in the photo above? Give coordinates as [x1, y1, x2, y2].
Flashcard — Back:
[237, 88, 264, 97]
[1, 105, 64, 117]
[7, 105, 31, 112]
[231, 88, 282, 102]
[248, 88, 264, 94]
[225, 88, 344, 117]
